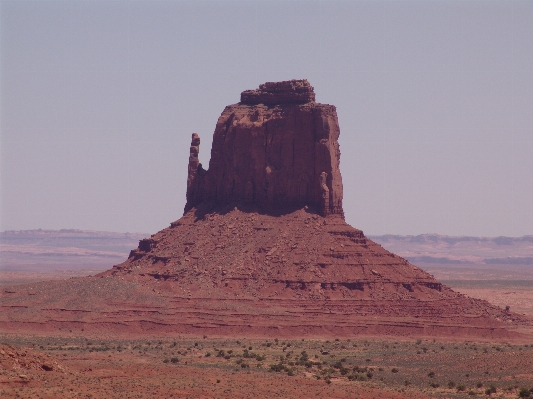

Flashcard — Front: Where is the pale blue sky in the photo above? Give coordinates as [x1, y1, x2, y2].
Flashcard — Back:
[1, 0, 532, 236]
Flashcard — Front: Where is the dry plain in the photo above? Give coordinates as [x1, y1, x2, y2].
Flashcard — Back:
[2, 335, 533, 399]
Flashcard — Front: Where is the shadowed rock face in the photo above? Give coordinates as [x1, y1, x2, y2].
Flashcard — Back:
[185, 79, 343, 217]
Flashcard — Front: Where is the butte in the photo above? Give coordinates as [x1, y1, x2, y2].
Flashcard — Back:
[1, 80, 531, 339]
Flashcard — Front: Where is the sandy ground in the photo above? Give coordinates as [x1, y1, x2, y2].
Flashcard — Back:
[0, 269, 108, 286]
[443, 280, 533, 317]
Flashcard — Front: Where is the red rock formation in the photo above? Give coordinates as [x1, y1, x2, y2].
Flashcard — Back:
[1, 80, 531, 340]
[184, 79, 343, 217]
[240, 79, 316, 105]
[89, 79, 530, 338]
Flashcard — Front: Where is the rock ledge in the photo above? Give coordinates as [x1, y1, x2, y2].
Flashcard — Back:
[240, 79, 315, 105]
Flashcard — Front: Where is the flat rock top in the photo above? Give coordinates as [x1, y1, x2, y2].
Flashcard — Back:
[240, 79, 316, 105]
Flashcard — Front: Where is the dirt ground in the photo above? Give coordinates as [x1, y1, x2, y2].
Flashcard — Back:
[1, 336, 533, 399]
[442, 280, 533, 318]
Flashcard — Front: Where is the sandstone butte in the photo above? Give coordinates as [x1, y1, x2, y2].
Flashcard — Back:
[1, 79, 532, 340]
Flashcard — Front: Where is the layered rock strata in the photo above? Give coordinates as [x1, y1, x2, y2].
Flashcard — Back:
[184, 79, 343, 217]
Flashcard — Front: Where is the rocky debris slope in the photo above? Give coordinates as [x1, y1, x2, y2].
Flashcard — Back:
[0, 344, 70, 386]
[109, 208, 452, 302]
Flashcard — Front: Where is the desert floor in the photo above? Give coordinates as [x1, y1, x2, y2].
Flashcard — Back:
[1, 335, 533, 399]
[1, 235, 532, 398]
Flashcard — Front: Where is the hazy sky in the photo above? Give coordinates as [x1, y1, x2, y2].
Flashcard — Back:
[1, 0, 532, 236]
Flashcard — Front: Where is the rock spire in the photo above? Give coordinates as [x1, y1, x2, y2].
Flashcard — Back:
[184, 79, 343, 216]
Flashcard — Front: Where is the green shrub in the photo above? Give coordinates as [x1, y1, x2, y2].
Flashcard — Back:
[170, 357, 179, 364]
[448, 381, 456, 388]
[428, 371, 435, 378]
[485, 384, 497, 395]
[391, 368, 399, 373]
[457, 384, 466, 391]
[270, 363, 287, 372]
[519, 388, 531, 398]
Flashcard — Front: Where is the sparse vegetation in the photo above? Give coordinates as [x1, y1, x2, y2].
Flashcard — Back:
[485, 384, 497, 395]
[1, 336, 532, 398]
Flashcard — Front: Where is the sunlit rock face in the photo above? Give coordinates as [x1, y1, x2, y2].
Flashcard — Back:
[185, 79, 343, 217]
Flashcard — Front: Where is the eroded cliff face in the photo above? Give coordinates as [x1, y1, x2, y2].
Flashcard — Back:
[184, 79, 343, 216]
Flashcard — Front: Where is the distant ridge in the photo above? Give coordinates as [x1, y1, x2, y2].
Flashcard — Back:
[0, 230, 149, 273]
[1, 229, 149, 237]
[369, 234, 533, 266]
[369, 233, 533, 244]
